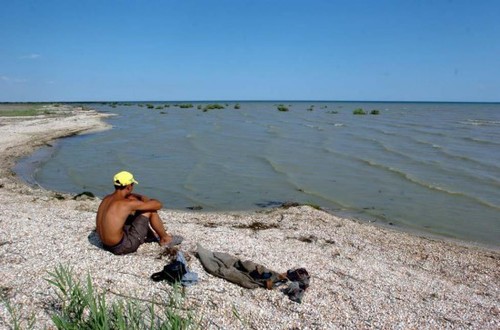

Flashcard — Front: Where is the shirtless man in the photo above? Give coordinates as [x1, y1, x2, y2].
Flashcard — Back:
[96, 171, 173, 255]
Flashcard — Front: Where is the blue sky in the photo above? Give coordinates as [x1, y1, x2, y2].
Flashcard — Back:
[1, 0, 499, 102]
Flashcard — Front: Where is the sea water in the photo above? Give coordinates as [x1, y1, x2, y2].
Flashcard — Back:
[17, 102, 500, 247]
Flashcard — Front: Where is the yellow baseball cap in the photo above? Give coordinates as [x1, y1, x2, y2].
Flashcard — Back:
[113, 171, 138, 186]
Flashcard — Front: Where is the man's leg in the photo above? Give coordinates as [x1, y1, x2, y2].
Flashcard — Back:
[148, 211, 172, 245]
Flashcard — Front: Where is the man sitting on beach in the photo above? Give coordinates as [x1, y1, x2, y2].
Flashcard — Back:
[96, 171, 177, 255]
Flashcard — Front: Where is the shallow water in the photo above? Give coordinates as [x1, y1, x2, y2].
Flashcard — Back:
[17, 101, 500, 246]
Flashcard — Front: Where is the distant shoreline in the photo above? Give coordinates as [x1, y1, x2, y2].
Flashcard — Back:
[2, 100, 500, 105]
[0, 104, 111, 195]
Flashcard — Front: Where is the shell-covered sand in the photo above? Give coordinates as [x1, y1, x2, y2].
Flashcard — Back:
[0, 105, 498, 329]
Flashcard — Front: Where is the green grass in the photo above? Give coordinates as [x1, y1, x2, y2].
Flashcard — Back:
[202, 104, 225, 112]
[276, 104, 289, 112]
[0, 104, 57, 117]
[353, 108, 367, 115]
[1, 292, 36, 330]
[0, 264, 199, 329]
[0, 109, 43, 116]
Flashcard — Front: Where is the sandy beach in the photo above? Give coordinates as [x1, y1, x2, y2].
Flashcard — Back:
[0, 105, 498, 329]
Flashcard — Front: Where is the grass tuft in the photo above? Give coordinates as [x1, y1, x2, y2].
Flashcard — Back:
[43, 264, 197, 329]
[1, 293, 36, 330]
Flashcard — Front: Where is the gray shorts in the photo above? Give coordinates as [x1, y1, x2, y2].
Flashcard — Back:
[103, 214, 150, 255]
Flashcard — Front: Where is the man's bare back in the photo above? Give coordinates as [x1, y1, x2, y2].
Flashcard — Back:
[96, 193, 135, 246]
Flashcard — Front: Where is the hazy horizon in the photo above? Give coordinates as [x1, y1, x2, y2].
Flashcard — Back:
[2, 99, 500, 104]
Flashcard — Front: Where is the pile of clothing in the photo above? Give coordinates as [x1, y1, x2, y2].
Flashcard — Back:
[151, 244, 310, 303]
[151, 250, 198, 286]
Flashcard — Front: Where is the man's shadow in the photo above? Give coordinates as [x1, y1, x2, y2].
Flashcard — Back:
[87, 230, 104, 249]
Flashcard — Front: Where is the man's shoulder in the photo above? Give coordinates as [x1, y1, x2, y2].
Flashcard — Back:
[100, 194, 130, 207]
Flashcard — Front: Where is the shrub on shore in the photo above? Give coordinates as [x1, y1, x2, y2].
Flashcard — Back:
[370, 110, 380, 115]
[353, 108, 366, 115]
[179, 104, 194, 109]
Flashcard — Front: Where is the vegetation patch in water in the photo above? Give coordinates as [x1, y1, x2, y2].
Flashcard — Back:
[353, 108, 367, 115]
[277, 104, 289, 112]
[202, 104, 225, 112]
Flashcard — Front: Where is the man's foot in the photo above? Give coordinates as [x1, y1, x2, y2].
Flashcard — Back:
[160, 235, 184, 247]
[145, 229, 160, 243]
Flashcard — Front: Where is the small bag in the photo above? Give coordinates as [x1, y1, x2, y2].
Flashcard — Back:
[151, 260, 187, 284]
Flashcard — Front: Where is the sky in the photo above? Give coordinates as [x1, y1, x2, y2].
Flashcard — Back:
[1, 0, 499, 102]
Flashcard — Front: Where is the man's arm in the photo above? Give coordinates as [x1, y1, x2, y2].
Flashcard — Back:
[125, 198, 163, 212]
[127, 193, 149, 202]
